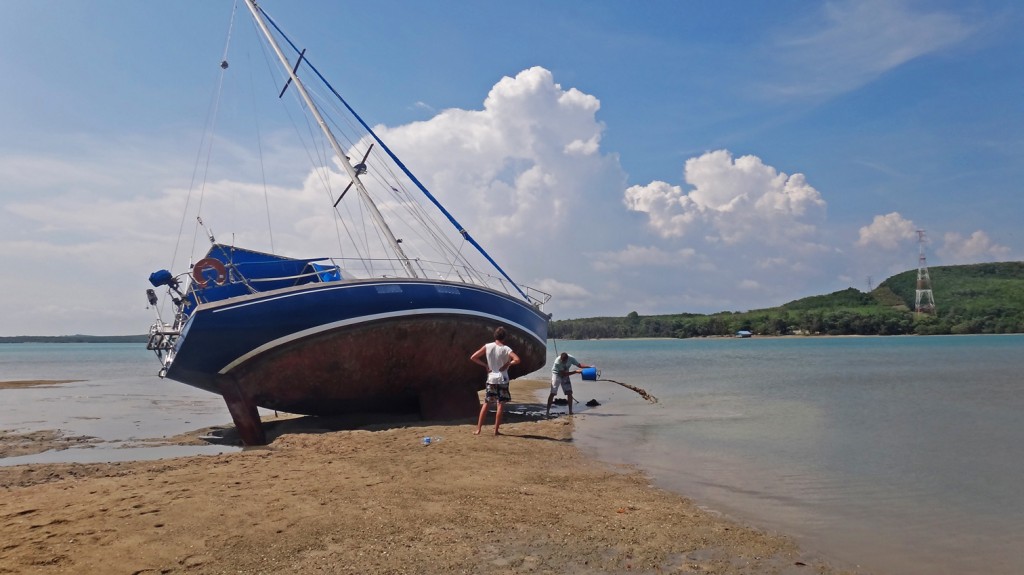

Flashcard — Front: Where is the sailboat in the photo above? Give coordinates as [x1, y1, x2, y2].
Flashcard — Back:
[145, 0, 550, 445]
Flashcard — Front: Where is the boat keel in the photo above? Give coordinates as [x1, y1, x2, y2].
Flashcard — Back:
[219, 375, 268, 446]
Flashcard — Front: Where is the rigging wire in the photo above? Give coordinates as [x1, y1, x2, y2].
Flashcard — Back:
[257, 6, 533, 302]
[310, 88, 485, 283]
[296, 90, 382, 275]
[170, 0, 239, 275]
[312, 94, 399, 275]
[174, 3, 542, 302]
[245, 16, 404, 277]
[245, 17, 473, 282]
[247, 15, 353, 263]
[245, 49, 275, 253]
[300, 84, 405, 277]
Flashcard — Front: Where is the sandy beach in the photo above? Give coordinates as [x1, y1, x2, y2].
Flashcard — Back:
[0, 379, 856, 575]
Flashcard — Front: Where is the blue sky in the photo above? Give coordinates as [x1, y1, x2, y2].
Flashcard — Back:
[1, 0, 1021, 336]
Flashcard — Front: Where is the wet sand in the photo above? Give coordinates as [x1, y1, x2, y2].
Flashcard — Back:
[0, 379, 858, 574]
[0, 379, 81, 389]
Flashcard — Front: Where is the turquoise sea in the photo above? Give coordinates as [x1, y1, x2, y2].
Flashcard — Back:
[2, 336, 1022, 574]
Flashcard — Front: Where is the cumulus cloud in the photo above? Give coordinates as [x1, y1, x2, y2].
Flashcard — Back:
[615, 150, 839, 314]
[624, 149, 826, 248]
[855, 212, 918, 250]
[621, 181, 697, 239]
[374, 66, 621, 246]
[939, 231, 1011, 263]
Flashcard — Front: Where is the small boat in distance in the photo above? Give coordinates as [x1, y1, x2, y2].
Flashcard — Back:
[145, 1, 550, 445]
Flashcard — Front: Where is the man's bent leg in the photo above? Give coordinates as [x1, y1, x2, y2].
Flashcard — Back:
[474, 401, 490, 435]
[494, 401, 505, 435]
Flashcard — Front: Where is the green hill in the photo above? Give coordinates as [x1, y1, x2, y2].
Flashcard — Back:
[877, 261, 1024, 334]
[550, 261, 1024, 339]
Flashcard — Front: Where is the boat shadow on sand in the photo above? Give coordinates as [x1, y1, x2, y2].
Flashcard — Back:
[197, 400, 564, 447]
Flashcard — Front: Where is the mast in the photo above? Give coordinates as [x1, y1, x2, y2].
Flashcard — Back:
[242, 0, 417, 278]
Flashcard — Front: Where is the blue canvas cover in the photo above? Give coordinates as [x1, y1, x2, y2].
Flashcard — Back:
[183, 244, 337, 311]
[309, 262, 343, 282]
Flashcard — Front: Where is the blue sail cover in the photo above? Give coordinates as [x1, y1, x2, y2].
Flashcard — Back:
[183, 244, 338, 311]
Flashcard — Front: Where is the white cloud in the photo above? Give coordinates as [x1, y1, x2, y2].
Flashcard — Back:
[616, 150, 841, 315]
[855, 212, 918, 250]
[625, 149, 826, 248]
[767, 0, 974, 98]
[530, 277, 592, 313]
[373, 66, 623, 249]
[533, 277, 591, 299]
[622, 181, 698, 239]
[591, 245, 697, 272]
[412, 101, 436, 114]
[939, 231, 1012, 263]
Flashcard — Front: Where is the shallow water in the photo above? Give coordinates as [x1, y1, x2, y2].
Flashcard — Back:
[537, 335, 1024, 575]
[0, 343, 243, 464]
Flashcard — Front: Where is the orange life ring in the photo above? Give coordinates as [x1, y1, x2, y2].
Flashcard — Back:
[192, 258, 228, 288]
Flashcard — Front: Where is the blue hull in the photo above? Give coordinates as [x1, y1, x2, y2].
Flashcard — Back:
[165, 278, 549, 417]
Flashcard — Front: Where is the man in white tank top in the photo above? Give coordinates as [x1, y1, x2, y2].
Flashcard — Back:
[469, 326, 521, 435]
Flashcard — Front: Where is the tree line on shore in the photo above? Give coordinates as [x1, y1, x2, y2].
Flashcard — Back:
[4, 262, 1022, 342]
[550, 261, 1024, 340]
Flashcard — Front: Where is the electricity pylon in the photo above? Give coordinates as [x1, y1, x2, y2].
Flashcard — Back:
[915, 230, 936, 316]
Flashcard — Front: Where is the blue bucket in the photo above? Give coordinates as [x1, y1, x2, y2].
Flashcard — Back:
[581, 367, 598, 381]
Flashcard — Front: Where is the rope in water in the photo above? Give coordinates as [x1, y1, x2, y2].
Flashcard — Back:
[597, 378, 658, 403]
[551, 339, 657, 403]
